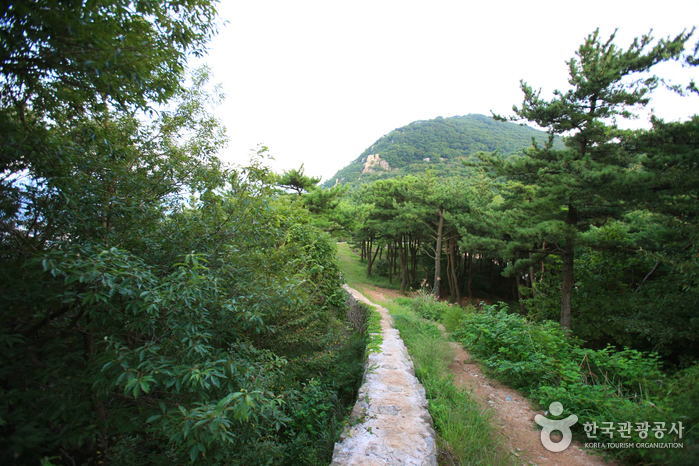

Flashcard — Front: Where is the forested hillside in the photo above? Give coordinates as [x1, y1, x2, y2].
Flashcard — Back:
[324, 114, 564, 187]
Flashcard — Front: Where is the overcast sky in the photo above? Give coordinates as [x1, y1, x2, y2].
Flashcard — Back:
[191, 0, 699, 182]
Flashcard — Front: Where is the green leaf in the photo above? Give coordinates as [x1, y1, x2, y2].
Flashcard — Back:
[189, 444, 199, 462]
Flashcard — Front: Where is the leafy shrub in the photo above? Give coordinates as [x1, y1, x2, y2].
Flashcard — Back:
[441, 304, 474, 333]
[412, 288, 453, 321]
[452, 304, 695, 464]
[0, 171, 366, 465]
[392, 297, 414, 308]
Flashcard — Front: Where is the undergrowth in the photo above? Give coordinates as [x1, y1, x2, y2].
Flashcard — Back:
[450, 304, 699, 465]
[409, 287, 474, 332]
[386, 300, 515, 466]
[359, 301, 383, 355]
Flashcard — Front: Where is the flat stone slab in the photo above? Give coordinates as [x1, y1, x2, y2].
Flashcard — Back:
[331, 285, 437, 466]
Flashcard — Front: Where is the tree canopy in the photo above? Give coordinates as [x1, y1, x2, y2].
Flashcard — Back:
[0, 3, 364, 465]
[485, 28, 693, 330]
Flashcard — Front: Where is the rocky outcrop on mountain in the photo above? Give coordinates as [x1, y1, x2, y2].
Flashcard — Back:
[361, 154, 391, 174]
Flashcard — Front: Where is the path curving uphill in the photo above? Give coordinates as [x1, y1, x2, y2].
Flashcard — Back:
[331, 285, 437, 466]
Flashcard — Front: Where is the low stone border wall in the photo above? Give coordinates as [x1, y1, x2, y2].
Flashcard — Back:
[331, 285, 437, 466]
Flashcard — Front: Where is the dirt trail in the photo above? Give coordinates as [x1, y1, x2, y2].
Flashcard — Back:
[365, 286, 613, 466]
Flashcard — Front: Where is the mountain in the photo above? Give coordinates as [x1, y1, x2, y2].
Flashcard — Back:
[324, 114, 563, 187]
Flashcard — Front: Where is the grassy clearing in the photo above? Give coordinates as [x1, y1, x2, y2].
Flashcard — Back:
[337, 243, 515, 466]
[336, 242, 402, 294]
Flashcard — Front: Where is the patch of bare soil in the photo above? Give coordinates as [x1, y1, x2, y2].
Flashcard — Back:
[369, 285, 614, 466]
[445, 337, 613, 466]
[361, 284, 406, 303]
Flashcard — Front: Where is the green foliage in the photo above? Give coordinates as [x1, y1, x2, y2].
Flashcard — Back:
[277, 164, 321, 196]
[411, 287, 454, 321]
[362, 303, 383, 356]
[324, 114, 563, 188]
[482, 28, 693, 330]
[389, 303, 513, 465]
[285, 379, 339, 464]
[300, 185, 351, 235]
[522, 248, 699, 363]
[441, 305, 473, 334]
[453, 305, 696, 464]
[0, 185, 365, 464]
[0, 3, 366, 463]
[335, 242, 402, 292]
[407, 287, 474, 333]
[1, 0, 219, 177]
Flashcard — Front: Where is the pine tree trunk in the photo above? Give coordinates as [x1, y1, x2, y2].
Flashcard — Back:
[410, 234, 418, 287]
[399, 236, 408, 293]
[560, 207, 576, 331]
[448, 235, 461, 305]
[387, 242, 393, 283]
[366, 238, 371, 273]
[421, 251, 429, 285]
[515, 252, 526, 313]
[433, 209, 444, 298]
[541, 240, 546, 280]
[446, 237, 455, 303]
[461, 251, 467, 297]
[367, 238, 380, 276]
[394, 242, 399, 276]
[516, 272, 525, 313]
[561, 238, 574, 330]
[529, 251, 536, 296]
[467, 252, 473, 304]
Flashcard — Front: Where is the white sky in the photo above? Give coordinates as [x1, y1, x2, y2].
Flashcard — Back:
[191, 0, 699, 182]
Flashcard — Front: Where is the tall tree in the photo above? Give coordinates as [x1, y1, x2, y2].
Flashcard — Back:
[1, 0, 220, 232]
[484, 28, 692, 330]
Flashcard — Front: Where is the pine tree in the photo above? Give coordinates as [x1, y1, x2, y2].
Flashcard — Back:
[483, 28, 692, 330]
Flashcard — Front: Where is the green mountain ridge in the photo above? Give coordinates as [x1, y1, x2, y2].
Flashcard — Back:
[324, 114, 563, 187]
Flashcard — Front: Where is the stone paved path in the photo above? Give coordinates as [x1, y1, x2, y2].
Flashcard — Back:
[330, 285, 438, 466]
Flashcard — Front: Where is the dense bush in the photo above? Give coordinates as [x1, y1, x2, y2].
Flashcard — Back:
[0, 186, 366, 465]
[0, 66, 365, 464]
[411, 288, 455, 321]
[525, 250, 699, 365]
[452, 305, 698, 464]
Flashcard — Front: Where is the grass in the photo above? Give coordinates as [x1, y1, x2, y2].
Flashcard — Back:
[336, 243, 402, 294]
[337, 242, 516, 466]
